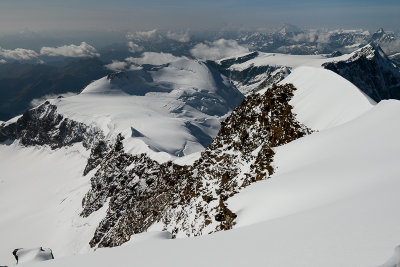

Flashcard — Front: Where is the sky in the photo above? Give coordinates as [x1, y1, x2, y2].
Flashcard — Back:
[0, 0, 399, 34]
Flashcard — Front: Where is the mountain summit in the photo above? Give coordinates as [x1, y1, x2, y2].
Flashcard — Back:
[323, 43, 400, 101]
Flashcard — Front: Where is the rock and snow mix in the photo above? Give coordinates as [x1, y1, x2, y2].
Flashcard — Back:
[79, 84, 311, 248]
[212, 43, 400, 101]
[21, 78, 400, 267]
[1, 43, 400, 267]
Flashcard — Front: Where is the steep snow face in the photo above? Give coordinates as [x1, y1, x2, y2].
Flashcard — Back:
[27, 100, 400, 267]
[277, 66, 375, 130]
[53, 59, 243, 159]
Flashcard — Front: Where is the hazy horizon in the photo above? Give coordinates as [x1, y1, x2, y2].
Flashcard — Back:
[0, 0, 399, 35]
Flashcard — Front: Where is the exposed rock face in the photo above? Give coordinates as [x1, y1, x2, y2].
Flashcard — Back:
[207, 56, 291, 95]
[323, 43, 400, 102]
[256, 67, 291, 91]
[0, 101, 104, 149]
[81, 84, 312, 248]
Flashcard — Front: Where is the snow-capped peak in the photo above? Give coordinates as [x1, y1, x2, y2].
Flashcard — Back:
[51, 58, 244, 159]
[347, 42, 386, 60]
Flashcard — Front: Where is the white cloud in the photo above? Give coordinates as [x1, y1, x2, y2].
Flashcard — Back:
[291, 32, 317, 43]
[0, 47, 39, 60]
[126, 29, 159, 41]
[316, 33, 332, 44]
[30, 92, 77, 108]
[380, 39, 400, 54]
[166, 31, 190, 42]
[126, 52, 185, 66]
[105, 60, 128, 71]
[0, 59, 6, 64]
[127, 41, 144, 53]
[190, 39, 249, 61]
[105, 52, 185, 71]
[40, 42, 100, 58]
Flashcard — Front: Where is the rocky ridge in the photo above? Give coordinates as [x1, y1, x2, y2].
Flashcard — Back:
[207, 54, 291, 95]
[0, 101, 104, 149]
[80, 83, 312, 248]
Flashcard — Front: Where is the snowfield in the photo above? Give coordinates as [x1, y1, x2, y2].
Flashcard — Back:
[0, 143, 108, 265]
[52, 58, 243, 161]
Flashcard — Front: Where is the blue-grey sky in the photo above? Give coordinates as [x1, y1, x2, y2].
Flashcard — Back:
[0, 0, 399, 33]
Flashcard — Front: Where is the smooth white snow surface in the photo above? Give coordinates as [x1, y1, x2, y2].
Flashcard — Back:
[0, 143, 107, 266]
[20, 102, 400, 267]
[278, 66, 375, 130]
[122, 231, 172, 246]
[380, 245, 400, 267]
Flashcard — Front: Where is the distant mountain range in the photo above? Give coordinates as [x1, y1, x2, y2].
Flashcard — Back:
[235, 25, 400, 56]
[1, 26, 399, 122]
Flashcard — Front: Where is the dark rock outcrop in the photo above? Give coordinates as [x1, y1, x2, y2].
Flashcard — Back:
[0, 101, 104, 149]
[207, 57, 291, 95]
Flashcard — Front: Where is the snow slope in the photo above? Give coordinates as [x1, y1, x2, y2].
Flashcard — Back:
[51, 58, 243, 160]
[278, 66, 375, 130]
[23, 99, 400, 267]
[0, 143, 108, 266]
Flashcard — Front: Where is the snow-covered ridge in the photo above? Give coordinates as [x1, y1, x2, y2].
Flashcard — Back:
[278, 66, 375, 130]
